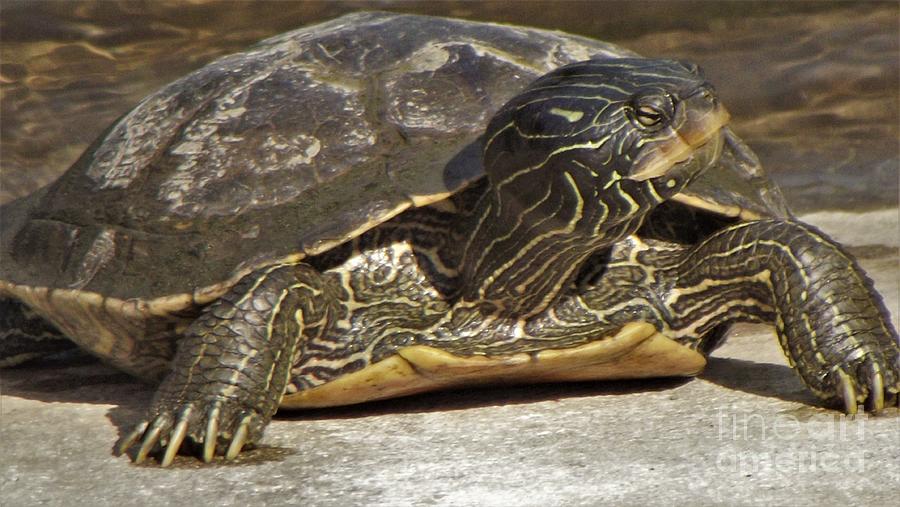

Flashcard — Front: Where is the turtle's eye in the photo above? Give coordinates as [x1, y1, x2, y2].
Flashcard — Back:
[630, 93, 673, 130]
[635, 105, 663, 127]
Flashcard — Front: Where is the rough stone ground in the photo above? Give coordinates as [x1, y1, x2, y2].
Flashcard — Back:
[1, 211, 898, 507]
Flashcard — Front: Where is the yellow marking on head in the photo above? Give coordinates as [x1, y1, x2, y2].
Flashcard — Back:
[549, 107, 585, 123]
[494, 134, 613, 194]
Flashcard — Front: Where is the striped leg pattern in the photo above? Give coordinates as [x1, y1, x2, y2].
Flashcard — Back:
[116, 262, 336, 465]
[661, 220, 899, 413]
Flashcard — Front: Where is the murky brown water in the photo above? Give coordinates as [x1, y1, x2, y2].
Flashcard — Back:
[1, 1, 897, 212]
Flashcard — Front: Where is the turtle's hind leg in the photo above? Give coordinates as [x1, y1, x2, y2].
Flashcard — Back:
[0, 298, 76, 367]
[116, 262, 340, 466]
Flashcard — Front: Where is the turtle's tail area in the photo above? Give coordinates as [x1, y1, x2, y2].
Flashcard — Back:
[671, 219, 900, 414]
[0, 297, 77, 367]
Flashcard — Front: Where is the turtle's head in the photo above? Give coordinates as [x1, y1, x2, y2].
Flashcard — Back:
[482, 58, 729, 233]
[462, 58, 729, 315]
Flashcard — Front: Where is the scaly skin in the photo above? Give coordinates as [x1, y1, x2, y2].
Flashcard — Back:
[113, 216, 898, 464]
[672, 220, 900, 412]
[583, 219, 900, 412]
[116, 262, 341, 465]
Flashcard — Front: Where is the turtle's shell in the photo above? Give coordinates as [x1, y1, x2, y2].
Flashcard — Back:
[1, 12, 638, 305]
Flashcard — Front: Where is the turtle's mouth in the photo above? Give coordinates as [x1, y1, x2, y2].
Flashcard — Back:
[629, 92, 730, 182]
[671, 128, 793, 221]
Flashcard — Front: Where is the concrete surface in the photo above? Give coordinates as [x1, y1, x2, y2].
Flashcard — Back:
[1, 211, 898, 507]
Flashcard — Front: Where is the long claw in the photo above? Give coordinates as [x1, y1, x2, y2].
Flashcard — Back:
[837, 370, 858, 416]
[161, 408, 192, 467]
[116, 421, 148, 456]
[203, 406, 220, 463]
[225, 415, 251, 460]
[866, 367, 884, 413]
[135, 416, 167, 464]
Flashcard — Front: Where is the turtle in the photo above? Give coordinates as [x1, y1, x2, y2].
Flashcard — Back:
[1, 12, 898, 467]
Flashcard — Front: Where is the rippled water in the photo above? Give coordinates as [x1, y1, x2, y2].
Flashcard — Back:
[1, 1, 897, 212]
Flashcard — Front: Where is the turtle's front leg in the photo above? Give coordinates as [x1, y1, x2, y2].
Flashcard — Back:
[660, 220, 899, 413]
[117, 262, 338, 466]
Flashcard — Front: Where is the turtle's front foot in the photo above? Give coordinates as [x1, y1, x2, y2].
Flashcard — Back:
[117, 395, 268, 466]
[116, 264, 325, 465]
[814, 336, 900, 415]
[758, 221, 900, 415]
[669, 220, 899, 415]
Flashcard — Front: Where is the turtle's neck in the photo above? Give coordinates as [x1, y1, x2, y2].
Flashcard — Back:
[454, 164, 657, 318]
